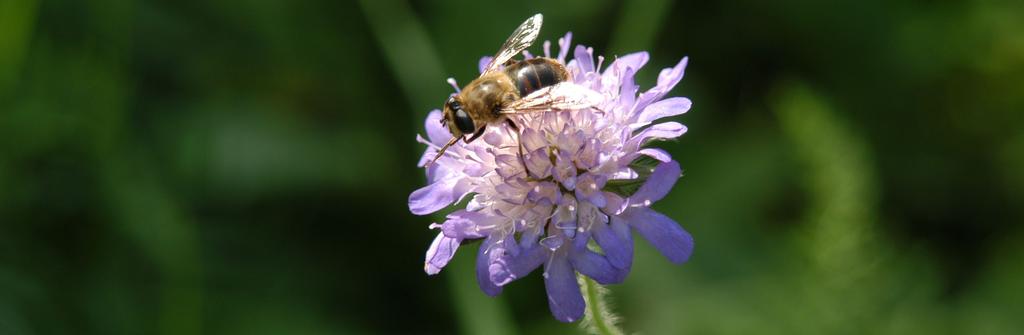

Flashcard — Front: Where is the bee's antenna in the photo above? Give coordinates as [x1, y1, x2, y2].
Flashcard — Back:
[446, 78, 461, 93]
[427, 137, 460, 167]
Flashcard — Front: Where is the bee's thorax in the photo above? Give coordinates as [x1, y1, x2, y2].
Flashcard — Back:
[459, 73, 518, 125]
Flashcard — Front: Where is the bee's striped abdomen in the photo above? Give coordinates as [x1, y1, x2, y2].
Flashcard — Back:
[505, 58, 568, 98]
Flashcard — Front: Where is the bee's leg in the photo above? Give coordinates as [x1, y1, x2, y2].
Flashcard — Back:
[463, 126, 486, 144]
[505, 118, 520, 132]
[505, 119, 534, 178]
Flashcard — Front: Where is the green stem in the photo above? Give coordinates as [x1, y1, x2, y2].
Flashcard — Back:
[579, 274, 625, 335]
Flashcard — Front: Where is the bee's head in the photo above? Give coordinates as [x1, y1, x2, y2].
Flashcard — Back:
[442, 95, 476, 138]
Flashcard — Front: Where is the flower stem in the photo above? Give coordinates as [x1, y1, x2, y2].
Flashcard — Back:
[578, 274, 625, 335]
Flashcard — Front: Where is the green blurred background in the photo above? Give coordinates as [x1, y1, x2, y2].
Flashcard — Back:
[1, 0, 1022, 334]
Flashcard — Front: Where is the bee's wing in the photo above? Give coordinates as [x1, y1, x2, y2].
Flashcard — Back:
[499, 83, 604, 114]
[481, 14, 543, 76]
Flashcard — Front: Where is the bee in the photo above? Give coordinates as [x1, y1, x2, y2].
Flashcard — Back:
[430, 14, 602, 165]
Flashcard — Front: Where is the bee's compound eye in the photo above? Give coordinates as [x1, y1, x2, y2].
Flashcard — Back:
[453, 109, 475, 134]
[447, 97, 461, 111]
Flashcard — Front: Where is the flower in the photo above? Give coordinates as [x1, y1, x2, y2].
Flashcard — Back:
[410, 32, 694, 322]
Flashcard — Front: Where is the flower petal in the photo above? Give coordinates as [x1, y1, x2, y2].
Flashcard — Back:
[425, 109, 452, 146]
[520, 127, 547, 153]
[477, 235, 503, 296]
[576, 138, 602, 170]
[556, 130, 585, 157]
[557, 32, 573, 63]
[425, 233, 460, 275]
[574, 45, 595, 74]
[590, 219, 632, 270]
[417, 138, 459, 172]
[553, 150, 577, 190]
[627, 121, 688, 151]
[528, 181, 562, 207]
[408, 178, 458, 215]
[550, 195, 578, 236]
[622, 207, 693, 264]
[630, 160, 681, 206]
[604, 52, 649, 77]
[490, 243, 549, 286]
[634, 97, 692, 126]
[574, 173, 608, 208]
[442, 210, 501, 239]
[524, 148, 553, 179]
[544, 249, 585, 323]
[618, 67, 638, 110]
[570, 232, 627, 284]
[635, 57, 689, 109]
[478, 56, 493, 74]
[570, 249, 626, 285]
[603, 191, 628, 215]
[601, 52, 647, 109]
[637, 147, 673, 162]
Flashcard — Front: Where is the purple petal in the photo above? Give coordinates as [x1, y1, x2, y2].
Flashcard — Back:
[524, 147, 553, 179]
[576, 138, 602, 170]
[424, 233, 460, 275]
[478, 56, 493, 74]
[608, 165, 638, 180]
[490, 243, 549, 286]
[605, 52, 649, 76]
[494, 154, 525, 180]
[483, 130, 506, 147]
[539, 234, 566, 251]
[552, 150, 577, 190]
[551, 199, 578, 237]
[476, 235, 503, 296]
[637, 148, 673, 162]
[519, 223, 545, 249]
[630, 160, 681, 206]
[441, 210, 500, 239]
[554, 218, 578, 240]
[570, 250, 627, 285]
[590, 219, 632, 270]
[574, 173, 608, 208]
[634, 97, 692, 125]
[622, 207, 693, 264]
[569, 233, 627, 284]
[658, 57, 689, 88]
[528, 181, 562, 207]
[617, 67, 638, 110]
[544, 250, 585, 323]
[557, 32, 573, 63]
[520, 127, 547, 152]
[603, 191, 628, 215]
[409, 178, 457, 215]
[556, 130, 585, 156]
[635, 57, 689, 109]
[574, 45, 594, 74]
[627, 122, 688, 151]
[417, 136, 452, 169]
[425, 110, 452, 146]
[602, 52, 647, 109]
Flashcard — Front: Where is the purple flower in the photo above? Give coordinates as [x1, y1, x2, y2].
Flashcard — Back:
[410, 33, 693, 322]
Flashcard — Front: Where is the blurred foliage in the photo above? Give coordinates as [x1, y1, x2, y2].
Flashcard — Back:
[1, 0, 1022, 334]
